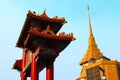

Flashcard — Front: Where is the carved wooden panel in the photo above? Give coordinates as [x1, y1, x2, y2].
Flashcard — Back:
[25, 50, 32, 67]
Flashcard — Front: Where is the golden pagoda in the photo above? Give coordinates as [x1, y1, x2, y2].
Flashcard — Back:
[77, 6, 120, 80]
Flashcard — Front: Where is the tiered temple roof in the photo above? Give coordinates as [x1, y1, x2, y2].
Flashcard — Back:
[16, 10, 68, 48]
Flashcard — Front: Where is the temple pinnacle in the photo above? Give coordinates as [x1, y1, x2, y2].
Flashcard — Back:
[87, 6, 93, 35]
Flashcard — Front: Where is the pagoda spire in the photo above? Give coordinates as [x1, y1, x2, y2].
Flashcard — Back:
[88, 6, 93, 35]
[87, 6, 93, 34]
[80, 6, 104, 65]
[87, 6, 97, 47]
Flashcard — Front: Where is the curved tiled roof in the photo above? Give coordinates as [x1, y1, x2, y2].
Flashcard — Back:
[28, 27, 76, 41]
[16, 10, 68, 48]
[27, 10, 67, 23]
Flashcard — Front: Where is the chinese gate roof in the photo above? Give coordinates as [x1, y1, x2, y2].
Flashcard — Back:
[16, 10, 67, 48]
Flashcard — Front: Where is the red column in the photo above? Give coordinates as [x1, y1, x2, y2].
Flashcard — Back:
[31, 53, 37, 80]
[36, 67, 39, 80]
[21, 49, 26, 80]
[46, 63, 54, 80]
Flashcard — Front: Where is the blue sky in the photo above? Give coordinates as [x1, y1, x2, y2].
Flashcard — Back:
[0, 0, 120, 80]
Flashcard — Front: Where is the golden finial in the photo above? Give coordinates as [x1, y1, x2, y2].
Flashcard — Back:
[87, 5, 93, 35]
[87, 5, 90, 10]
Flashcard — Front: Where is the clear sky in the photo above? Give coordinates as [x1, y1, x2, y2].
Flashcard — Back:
[0, 0, 120, 80]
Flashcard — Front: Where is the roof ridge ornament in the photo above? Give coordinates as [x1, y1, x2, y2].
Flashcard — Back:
[43, 8, 46, 15]
[40, 9, 49, 18]
[42, 25, 55, 35]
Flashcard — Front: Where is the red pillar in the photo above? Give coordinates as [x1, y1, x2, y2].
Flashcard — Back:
[21, 49, 26, 80]
[46, 63, 54, 80]
[31, 53, 37, 80]
[31, 45, 44, 80]
[36, 67, 39, 80]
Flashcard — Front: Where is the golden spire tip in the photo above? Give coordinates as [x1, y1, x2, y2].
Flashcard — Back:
[87, 5, 90, 11]
[87, 5, 93, 35]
